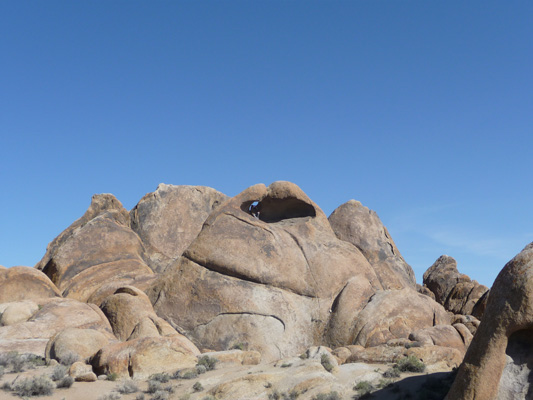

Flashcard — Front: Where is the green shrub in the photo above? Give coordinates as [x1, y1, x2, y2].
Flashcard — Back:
[147, 380, 161, 394]
[395, 355, 426, 373]
[116, 380, 139, 394]
[320, 354, 334, 372]
[354, 381, 374, 395]
[23, 354, 46, 368]
[151, 390, 169, 400]
[98, 393, 121, 400]
[56, 376, 74, 389]
[0, 365, 4, 378]
[149, 373, 170, 383]
[177, 369, 198, 380]
[107, 372, 119, 381]
[136, 394, 145, 400]
[383, 367, 400, 378]
[196, 355, 218, 371]
[1, 381, 12, 391]
[13, 375, 55, 397]
[231, 342, 246, 350]
[193, 381, 204, 392]
[311, 391, 341, 400]
[196, 364, 207, 374]
[280, 363, 292, 368]
[51, 365, 68, 381]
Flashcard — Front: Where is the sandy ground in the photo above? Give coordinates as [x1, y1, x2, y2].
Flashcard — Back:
[0, 359, 454, 400]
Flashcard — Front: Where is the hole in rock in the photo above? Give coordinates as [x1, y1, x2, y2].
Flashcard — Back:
[497, 329, 533, 399]
[242, 197, 316, 223]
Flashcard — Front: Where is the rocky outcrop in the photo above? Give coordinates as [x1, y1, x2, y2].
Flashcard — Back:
[423, 255, 489, 317]
[0, 298, 114, 356]
[130, 184, 228, 273]
[91, 335, 200, 379]
[349, 288, 450, 348]
[0, 266, 61, 303]
[328, 200, 416, 289]
[45, 328, 115, 364]
[149, 181, 384, 362]
[446, 242, 533, 400]
[35, 194, 155, 303]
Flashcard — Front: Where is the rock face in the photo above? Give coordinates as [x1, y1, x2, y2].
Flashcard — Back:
[0, 298, 114, 356]
[328, 200, 416, 289]
[35, 194, 155, 303]
[149, 182, 384, 362]
[0, 266, 61, 303]
[446, 242, 533, 400]
[423, 255, 489, 317]
[130, 184, 228, 273]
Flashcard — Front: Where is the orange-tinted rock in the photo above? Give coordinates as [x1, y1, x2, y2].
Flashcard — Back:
[0, 266, 61, 303]
[328, 200, 416, 289]
[130, 184, 228, 273]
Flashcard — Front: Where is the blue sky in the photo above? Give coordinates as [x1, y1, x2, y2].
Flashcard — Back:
[1, 1, 531, 288]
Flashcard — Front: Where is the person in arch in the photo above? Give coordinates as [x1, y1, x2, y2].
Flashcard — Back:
[250, 201, 262, 219]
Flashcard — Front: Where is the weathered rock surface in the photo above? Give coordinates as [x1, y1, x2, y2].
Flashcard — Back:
[0, 300, 39, 326]
[35, 194, 155, 303]
[203, 349, 262, 366]
[130, 184, 228, 273]
[446, 242, 533, 400]
[45, 328, 115, 364]
[423, 255, 488, 316]
[100, 285, 178, 341]
[409, 324, 471, 353]
[350, 288, 450, 348]
[0, 298, 113, 356]
[91, 335, 200, 379]
[149, 181, 384, 362]
[0, 266, 61, 303]
[329, 200, 416, 289]
[69, 361, 98, 382]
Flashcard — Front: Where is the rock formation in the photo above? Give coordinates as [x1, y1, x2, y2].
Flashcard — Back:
[0, 266, 61, 302]
[328, 200, 416, 289]
[130, 184, 228, 273]
[446, 242, 533, 399]
[423, 255, 489, 317]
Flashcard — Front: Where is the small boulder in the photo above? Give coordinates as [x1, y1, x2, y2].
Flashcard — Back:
[45, 328, 114, 364]
[0, 301, 39, 326]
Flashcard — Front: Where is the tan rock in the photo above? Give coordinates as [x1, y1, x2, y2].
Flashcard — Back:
[203, 349, 262, 366]
[328, 200, 416, 289]
[45, 328, 114, 364]
[69, 361, 94, 379]
[130, 184, 228, 273]
[149, 181, 382, 362]
[91, 335, 200, 379]
[423, 255, 488, 317]
[0, 298, 113, 357]
[0, 300, 39, 326]
[35, 194, 154, 302]
[446, 242, 533, 400]
[409, 324, 468, 353]
[350, 288, 450, 347]
[0, 266, 61, 303]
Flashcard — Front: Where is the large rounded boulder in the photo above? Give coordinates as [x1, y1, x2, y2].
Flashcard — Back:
[130, 184, 228, 273]
[35, 194, 155, 303]
[149, 181, 383, 362]
[446, 242, 533, 399]
[328, 200, 416, 289]
[0, 266, 61, 303]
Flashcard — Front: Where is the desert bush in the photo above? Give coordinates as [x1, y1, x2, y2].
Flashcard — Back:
[98, 393, 122, 400]
[395, 355, 426, 373]
[1, 381, 12, 391]
[149, 373, 170, 383]
[56, 375, 74, 389]
[196, 364, 207, 374]
[116, 380, 139, 394]
[107, 372, 119, 381]
[51, 365, 68, 381]
[354, 381, 374, 395]
[60, 352, 79, 366]
[231, 342, 246, 350]
[377, 378, 394, 389]
[383, 367, 400, 378]
[136, 394, 145, 400]
[280, 363, 292, 368]
[174, 369, 198, 380]
[0, 365, 4, 378]
[311, 391, 341, 400]
[11, 354, 25, 373]
[196, 355, 218, 371]
[151, 390, 169, 400]
[0, 351, 17, 367]
[147, 380, 162, 394]
[13, 375, 55, 397]
[193, 381, 204, 392]
[320, 354, 334, 372]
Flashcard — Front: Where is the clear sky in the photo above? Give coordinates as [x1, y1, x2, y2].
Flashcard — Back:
[1, 1, 531, 288]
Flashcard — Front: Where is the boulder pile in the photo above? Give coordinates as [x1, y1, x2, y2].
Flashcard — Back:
[0, 181, 503, 384]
